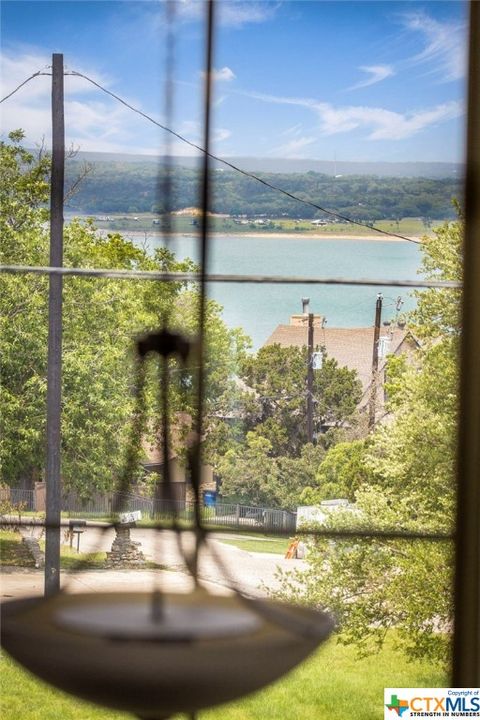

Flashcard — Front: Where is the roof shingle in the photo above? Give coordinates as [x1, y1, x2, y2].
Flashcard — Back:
[264, 325, 410, 392]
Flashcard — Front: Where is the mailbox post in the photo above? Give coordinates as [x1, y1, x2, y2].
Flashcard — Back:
[68, 520, 86, 553]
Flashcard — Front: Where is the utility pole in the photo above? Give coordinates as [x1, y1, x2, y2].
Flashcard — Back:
[395, 295, 404, 326]
[307, 312, 314, 443]
[44, 53, 64, 596]
[302, 298, 315, 444]
[368, 293, 383, 430]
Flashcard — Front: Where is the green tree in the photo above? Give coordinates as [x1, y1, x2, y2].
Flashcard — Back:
[240, 344, 362, 457]
[275, 219, 461, 664]
[299, 439, 374, 504]
[211, 342, 361, 508]
[276, 443, 327, 509]
[217, 432, 281, 507]
[65, 158, 462, 222]
[0, 131, 247, 496]
[218, 435, 325, 509]
[212, 342, 361, 508]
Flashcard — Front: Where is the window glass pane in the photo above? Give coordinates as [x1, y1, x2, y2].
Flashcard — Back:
[0, 0, 469, 718]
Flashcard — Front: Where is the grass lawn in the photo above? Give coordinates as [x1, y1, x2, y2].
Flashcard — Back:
[0, 530, 105, 569]
[0, 531, 33, 566]
[217, 535, 290, 555]
[1, 633, 447, 720]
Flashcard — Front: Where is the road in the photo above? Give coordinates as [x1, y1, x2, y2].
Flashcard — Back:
[1, 524, 307, 601]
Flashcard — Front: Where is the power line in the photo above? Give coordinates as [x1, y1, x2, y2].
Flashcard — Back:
[59, 70, 420, 245]
[0, 68, 435, 245]
[0, 70, 51, 104]
[0, 68, 435, 246]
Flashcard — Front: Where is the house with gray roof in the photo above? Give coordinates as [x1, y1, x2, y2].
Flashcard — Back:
[263, 310, 420, 418]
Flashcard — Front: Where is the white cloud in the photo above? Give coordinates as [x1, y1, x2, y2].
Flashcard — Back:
[214, 66, 236, 82]
[244, 90, 464, 141]
[173, 1, 202, 23]
[176, 1, 278, 27]
[365, 102, 463, 140]
[0, 51, 51, 100]
[0, 49, 163, 154]
[0, 46, 232, 158]
[279, 123, 303, 137]
[200, 66, 236, 83]
[400, 11, 467, 82]
[270, 135, 316, 158]
[180, 118, 230, 145]
[214, 128, 232, 143]
[347, 65, 395, 91]
[219, 1, 278, 27]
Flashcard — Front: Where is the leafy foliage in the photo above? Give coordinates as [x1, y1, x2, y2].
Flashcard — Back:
[0, 132, 246, 495]
[215, 344, 362, 507]
[65, 157, 462, 221]
[299, 439, 374, 504]
[275, 219, 461, 663]
[239, 344, 362, 457]
[217, 435, 326, 510]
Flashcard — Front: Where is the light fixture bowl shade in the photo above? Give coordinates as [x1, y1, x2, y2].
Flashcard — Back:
[1, 591, 333, 717]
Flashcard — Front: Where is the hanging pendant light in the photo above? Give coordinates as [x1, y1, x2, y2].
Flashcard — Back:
[2, 4, 335, 717]
[1, 321, 335, 718]
[1, 588, 333, 718]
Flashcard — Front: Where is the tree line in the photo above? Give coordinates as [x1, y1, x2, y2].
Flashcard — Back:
[65, 159, 462, 221]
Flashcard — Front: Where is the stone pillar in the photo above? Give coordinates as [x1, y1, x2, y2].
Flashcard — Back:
[105, 524, 146, 568]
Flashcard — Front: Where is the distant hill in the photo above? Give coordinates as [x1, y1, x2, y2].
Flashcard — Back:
[63, 153, 463, 219]
[73, 150, 463, 180]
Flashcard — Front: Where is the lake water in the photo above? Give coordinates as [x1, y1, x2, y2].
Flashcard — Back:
[140, 233, 422, 349]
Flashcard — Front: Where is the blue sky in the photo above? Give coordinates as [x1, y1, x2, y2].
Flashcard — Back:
[0, 1, 468, 162]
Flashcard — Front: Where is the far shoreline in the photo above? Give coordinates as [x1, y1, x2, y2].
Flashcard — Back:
[236, 231, 422, 243]
[104, 229, 424, 244]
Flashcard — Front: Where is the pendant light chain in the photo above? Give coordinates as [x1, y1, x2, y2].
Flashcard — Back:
[188, 0, 216, 581]
[155, 0, 178, 591]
